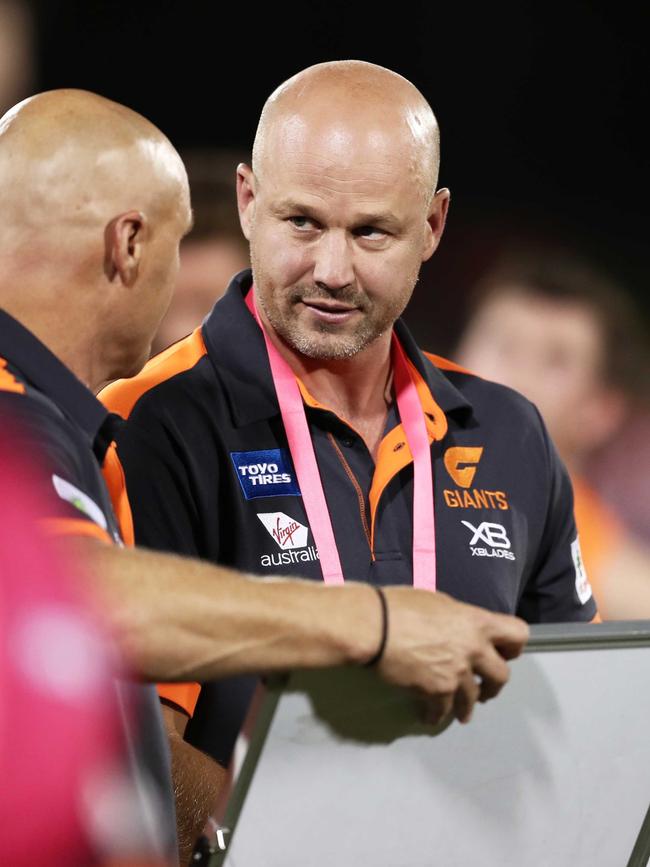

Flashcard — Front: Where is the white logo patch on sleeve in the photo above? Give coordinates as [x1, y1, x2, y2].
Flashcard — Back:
[51, 475, 108, 531]
[571, 536, 593, 604]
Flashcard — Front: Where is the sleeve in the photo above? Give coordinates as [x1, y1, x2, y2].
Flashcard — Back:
[110, 402, 209, 718]
[0, 392, 112, 544]
[111, 408, 205, 559]
[516, 407, 598, 624]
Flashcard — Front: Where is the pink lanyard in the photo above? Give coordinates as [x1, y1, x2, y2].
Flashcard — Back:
[246, 290, 437, 591]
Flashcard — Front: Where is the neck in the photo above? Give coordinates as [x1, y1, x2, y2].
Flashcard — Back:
[1, 295, 104, 393]
[262, 318, 393, 420]
[258, 309, 395, 460]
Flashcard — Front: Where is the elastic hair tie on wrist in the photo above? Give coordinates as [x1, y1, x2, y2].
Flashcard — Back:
[364, 585, 388, 667]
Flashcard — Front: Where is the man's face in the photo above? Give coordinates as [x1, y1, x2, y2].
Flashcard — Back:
[152, 237, 249, 355]
[239, 120, 445, 361]
[457, 289, 607, 456]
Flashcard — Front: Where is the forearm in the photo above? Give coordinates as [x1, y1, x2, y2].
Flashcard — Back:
[169, 734, 226, 867]
[74, 539, 380, 682]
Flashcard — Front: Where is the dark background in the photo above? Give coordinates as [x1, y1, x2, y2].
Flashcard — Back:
[32, 0, 650, 351]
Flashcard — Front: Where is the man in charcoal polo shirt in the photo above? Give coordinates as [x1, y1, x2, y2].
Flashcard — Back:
[0, 87, 528, 864]
[102, 60, 598, 848]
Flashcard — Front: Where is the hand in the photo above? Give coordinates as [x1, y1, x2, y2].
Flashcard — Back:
[377, 587, 529, 724]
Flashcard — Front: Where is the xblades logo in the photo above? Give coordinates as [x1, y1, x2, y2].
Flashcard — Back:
[461, 520, 516, 560]
[461, 520, 511, 548]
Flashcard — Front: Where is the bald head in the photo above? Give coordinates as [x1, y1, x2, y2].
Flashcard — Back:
[252, 60, 441, 205]
[0, 89, 189, 252]
[0, 90, 193, 389]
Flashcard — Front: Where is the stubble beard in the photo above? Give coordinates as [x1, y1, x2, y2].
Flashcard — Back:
[252, 271, 419, 361]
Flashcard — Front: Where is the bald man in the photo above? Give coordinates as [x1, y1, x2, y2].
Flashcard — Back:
[0, 87, 530, 864]
[101, 61, 598, 851]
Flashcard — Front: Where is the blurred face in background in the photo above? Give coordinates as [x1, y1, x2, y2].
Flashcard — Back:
[152, 235, 249, 354]
[456, 287, 624, 464]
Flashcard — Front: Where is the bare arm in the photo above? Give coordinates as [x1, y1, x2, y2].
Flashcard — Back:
[74, 538, 527, 860]
[71, 537, 528, 714]
[161, 704, 226, 867]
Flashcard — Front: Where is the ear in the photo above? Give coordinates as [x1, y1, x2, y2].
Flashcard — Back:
[422, 188, 451, 262]
[105, 210, 147, 287]
[236, 163, 257, 241]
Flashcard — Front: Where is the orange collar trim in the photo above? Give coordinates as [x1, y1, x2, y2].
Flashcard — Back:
[295, 359, 448, 443]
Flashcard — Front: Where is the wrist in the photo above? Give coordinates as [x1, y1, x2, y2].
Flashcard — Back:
[334, 582, 388, 666]
[363, 585, 388, 667]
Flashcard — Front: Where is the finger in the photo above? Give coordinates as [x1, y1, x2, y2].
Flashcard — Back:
[486, 613, 529, 656]
[494, 633, 529, 661]
[474, 645, 511, 702]
[423, 693, 454, 726]
[453, 671, 480, 724]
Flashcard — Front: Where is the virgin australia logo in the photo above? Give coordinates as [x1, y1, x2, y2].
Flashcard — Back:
[257, 512, 319, 568]
[257, 512, 309, 549]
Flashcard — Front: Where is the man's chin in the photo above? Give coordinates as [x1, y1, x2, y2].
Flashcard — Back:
[285, 326, 381, 361]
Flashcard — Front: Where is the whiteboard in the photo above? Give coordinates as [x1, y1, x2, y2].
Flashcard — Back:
[210, 622, 650, 867]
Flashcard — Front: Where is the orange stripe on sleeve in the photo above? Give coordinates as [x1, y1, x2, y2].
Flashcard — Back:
[40, 517, 112, 544]
[0, 357, 25, 394]
[157, 682, 201, 717]
[103, 442, 135, 547]
[571, 475, 623, 603]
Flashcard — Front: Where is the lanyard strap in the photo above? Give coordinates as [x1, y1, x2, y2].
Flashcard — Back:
[391, 334, 437, 591]
[246, 289, 436, 591]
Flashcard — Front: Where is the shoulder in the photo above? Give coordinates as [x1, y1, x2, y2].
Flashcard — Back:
[0, 383, 80, 460]
[100, 328, 210, 421]
[422, 351, 544, 432]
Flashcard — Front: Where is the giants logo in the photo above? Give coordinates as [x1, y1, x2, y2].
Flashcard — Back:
[443, 447, 510, 511]
[444, 447, 484, 488]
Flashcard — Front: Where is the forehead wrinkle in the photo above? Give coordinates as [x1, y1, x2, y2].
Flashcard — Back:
[290, 167, 400, 190]
[271, 144, 419, 188]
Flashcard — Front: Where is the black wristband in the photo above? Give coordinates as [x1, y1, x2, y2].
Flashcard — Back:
[364, 585, 389, 667]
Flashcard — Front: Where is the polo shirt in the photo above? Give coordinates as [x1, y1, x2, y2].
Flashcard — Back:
[0, 308, 178, 862]
[101, 269, 597, 765]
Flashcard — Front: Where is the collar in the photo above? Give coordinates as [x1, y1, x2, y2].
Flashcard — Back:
[0, 308, 120, 462]
[201, 269, 474, 429]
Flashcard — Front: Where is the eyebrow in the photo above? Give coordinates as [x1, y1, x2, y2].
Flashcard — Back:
[272, 199, 400, 229]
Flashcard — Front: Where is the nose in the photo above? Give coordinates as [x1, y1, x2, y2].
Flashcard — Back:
[312, 229, 354, 292]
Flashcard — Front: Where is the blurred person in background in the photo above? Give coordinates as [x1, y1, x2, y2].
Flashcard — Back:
[588, 406, 650, 545]
[0, 0, 34, 113]
[151, 150, 249, 355]
[456, 248, 650, 619]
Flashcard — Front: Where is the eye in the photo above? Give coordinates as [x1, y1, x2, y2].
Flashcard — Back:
[353, 225, 387, 240]
[288, 216, 318, 230]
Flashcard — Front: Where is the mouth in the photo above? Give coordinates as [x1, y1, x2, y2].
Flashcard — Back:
[300, 299, 360, 323]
